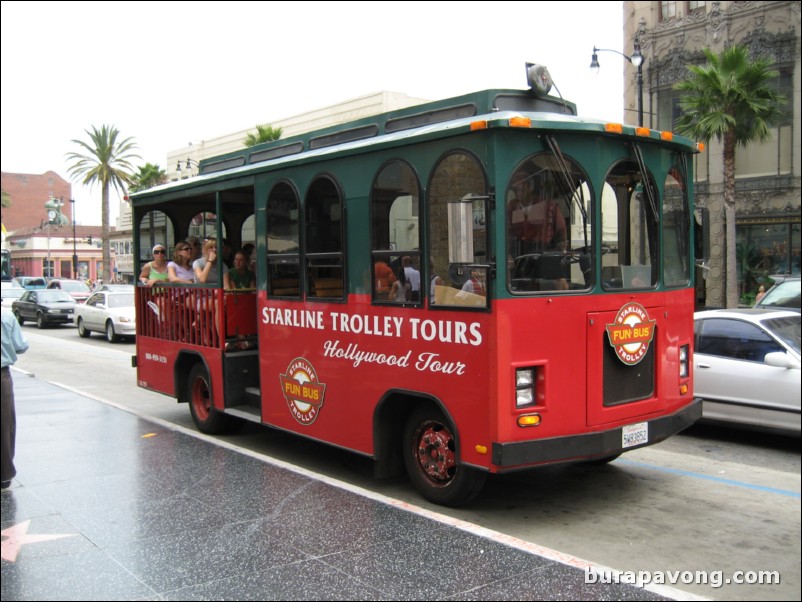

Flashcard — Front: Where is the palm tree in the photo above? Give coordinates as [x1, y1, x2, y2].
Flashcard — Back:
[244, 124, 282, 147]
[1, 189, 10, 209]
[674, 45, 784, 308]
[66, 125, 140, 283]
[129, 163, 168, 192]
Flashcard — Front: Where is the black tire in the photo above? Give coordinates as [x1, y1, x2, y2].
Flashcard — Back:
[77, 318, 91, 338]
[187, 363, 232, 434]
[403, 406, 486, 507]
[14, 310, 24, 325]
[105, 320, 119, 343]
[36, 312, 46, 329]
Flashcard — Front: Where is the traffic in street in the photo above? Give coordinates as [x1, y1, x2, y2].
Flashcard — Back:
[11, 324, 802, 601]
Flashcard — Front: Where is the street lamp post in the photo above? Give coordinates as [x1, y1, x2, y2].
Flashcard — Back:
[69, 198, 77, 278]
[176, 158, 200, 178]
[590, 42, 645, 127]
[44, 197, 64, 278]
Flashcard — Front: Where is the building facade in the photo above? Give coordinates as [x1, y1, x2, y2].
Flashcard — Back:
[1, 171, 72, 232]
[626, 1, 801, 307]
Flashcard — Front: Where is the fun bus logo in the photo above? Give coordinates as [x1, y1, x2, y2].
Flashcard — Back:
[280, 357, 327, 425]
[606, 303, 656, 366]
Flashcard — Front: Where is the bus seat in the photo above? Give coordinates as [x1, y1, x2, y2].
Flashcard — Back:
[313, 278, 343, 298]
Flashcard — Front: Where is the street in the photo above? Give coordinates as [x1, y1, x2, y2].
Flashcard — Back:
[12, 324, 802, 601]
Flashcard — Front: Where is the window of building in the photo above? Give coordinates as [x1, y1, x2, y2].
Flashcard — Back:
[266, 181, 301, 298]
[735, 67, 794, 177]
[688, 1, 705, 14]
[661, 1, 677, 20]
[305, 176, 344, 300]
[736, 221, 801, 300]
[370, 160, 421, 303]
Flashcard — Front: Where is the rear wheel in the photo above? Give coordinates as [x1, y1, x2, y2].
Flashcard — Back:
[105, 320, 119, 343]
[403, 406, 486, 507]
[77, 318, 91, 338]
[187, 363, 232, 434]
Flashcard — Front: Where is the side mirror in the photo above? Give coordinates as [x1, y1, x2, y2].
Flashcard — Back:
[764, 351, 800, 370]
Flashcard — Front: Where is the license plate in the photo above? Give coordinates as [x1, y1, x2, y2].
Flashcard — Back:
[622, 422, 648, 448]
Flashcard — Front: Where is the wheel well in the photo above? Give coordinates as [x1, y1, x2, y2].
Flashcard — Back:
[174, 351, 208, 403]
[372, 391, 452, 479]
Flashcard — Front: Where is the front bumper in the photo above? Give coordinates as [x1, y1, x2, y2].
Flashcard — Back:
[492, 398, 702, 469]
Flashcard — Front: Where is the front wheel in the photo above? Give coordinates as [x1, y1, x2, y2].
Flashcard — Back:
[77, 318, 91, 338]
[14, 310, 24, 325]
[105, 320, 119, 343]
[403, 406, 486, 507]
[187, 363, 232, 434]
[36, 313, 46, 329]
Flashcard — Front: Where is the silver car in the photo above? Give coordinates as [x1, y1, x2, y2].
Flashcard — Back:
[693, 308, 800, 435]
[74, 291, 136, 342]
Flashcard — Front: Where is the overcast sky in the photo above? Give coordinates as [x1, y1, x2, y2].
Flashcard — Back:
[1, 0, 625, 225]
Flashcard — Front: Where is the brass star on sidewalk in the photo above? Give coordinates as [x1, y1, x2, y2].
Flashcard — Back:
[1, 520, 76, 563]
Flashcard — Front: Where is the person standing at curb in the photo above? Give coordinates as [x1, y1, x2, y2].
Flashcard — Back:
[1, 307, 29, 489]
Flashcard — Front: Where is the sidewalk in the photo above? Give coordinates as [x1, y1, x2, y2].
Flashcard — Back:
[1, 371, 671, 601]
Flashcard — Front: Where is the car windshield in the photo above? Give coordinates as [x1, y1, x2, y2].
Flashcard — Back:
[764, 316, 801, 354]
[108, 294, 135, 308]
[758, 280, 801, 310]
[39, 290, 74, 302]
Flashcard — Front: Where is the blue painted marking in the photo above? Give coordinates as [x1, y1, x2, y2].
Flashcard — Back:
[618, 459, 801, 499]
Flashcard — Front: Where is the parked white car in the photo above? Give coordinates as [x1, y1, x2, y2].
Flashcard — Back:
[74, 290, 136, 342]
[694, 308, 800, 435]
[1, 281, 25, 309]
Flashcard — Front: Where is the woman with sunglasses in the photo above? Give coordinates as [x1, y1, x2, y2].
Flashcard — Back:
[139, 245, 170, 286]
[168, 242, 195, 283]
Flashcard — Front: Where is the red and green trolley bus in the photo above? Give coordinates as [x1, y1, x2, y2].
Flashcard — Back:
[132, 68, 702, 506]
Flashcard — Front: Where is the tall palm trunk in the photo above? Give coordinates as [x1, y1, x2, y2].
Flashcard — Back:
[102, 182, 111, 283]
[722, 131, 737, 308]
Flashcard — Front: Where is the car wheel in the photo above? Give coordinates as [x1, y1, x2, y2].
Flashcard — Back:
[106, 320, 119, 343]
[14, 310, 24, 325]
[77, 318, 91, 338]
[36, 313, 46, 329]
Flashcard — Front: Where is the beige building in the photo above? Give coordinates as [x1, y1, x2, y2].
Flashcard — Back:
[167, 91, 429, 181]
[626, 1, 801, 307]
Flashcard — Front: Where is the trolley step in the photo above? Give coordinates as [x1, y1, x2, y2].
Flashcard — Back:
[225, 404, 261, 423]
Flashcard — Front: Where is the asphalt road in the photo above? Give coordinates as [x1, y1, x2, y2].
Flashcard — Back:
[12, 323, 802, 601]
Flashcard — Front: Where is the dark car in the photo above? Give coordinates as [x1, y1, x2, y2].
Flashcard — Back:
[12, 289, 77, 328]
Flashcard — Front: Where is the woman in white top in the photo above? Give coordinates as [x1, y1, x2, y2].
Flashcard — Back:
[168, 241, 195, 283]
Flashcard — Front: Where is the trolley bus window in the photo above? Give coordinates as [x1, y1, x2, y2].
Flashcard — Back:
[371, 160, 421, 303]
[267, 181, 301, 298]
[601, 160, 659, 290]
[663, 166, 691, 287]
[305, 176, 344, 300]
[506, 153, 591, 293]
[428, 152, 488, 308]
[137, 210, 174, 275]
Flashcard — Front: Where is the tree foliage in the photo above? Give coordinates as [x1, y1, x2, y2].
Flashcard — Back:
[244, 124, 283, 147]
[674, 45, 784, 308]
[66, 124, 140, 282]
[129, 163, 168, 192]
